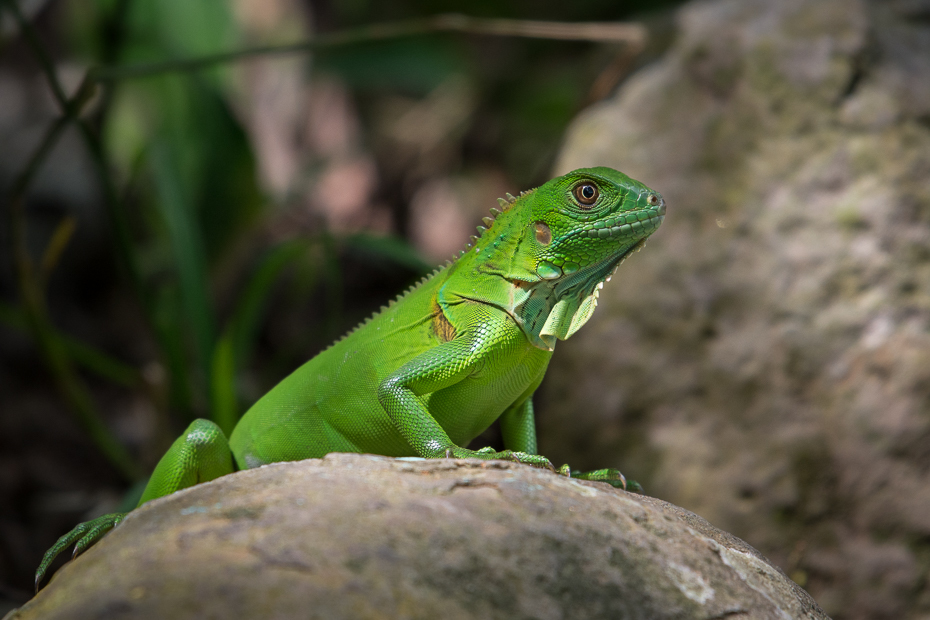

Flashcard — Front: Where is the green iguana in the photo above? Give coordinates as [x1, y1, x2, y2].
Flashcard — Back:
[36, 166, 665, 589]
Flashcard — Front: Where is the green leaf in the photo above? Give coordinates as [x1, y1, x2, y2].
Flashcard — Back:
[0, 302, 141, 388]
[149, 141, 217, 404]
[229, 241, 308, 366]
[39, 216, 77, 284]
[151, 283, 196, 414]
[318, 37, 469, 95]
[343, 233, 432, 274]
[210, 334, 237, 436]
[209, 240, 307, 431]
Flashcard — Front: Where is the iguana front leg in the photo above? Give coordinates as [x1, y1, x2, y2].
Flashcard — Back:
[499, 396, 641, 490]
[499, 397, 538, 455]
[377, 321, 554, 470]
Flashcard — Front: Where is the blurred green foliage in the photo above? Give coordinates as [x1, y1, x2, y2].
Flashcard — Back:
[3, 0, 682, 478]
[68, 0, 272, 432]
[320, 37, 469, 94]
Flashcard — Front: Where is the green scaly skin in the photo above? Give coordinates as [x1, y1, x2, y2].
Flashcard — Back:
[35, 167, 664, 590]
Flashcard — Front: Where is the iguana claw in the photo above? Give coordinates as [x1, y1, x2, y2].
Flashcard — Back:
[505, 450, 556, 472]
[442, 447, 556, 471]
[570, 468, 643, 493]
[35, 512, 127, 592]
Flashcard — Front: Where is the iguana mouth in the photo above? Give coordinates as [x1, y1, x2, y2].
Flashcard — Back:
[567, 210, 665, 287]
[575, 208, 665, 241]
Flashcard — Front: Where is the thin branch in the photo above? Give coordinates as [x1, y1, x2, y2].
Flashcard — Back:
[90, 14, 646, 82]
[2, 0, 68, 109]
[2, 0, 97, 199]
[2, 0, 141, 481]
[4, 0, 148, 325]
[6, 109, 72, 202]
[0, 302, 143, 388]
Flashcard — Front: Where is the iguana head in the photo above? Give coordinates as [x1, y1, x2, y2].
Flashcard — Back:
[525, 166, 664, 281]
[468, 167, 665, 349]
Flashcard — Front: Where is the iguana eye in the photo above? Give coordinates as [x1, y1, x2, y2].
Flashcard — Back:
[647, 193, 660, 206]
[573, 183, 599, 207]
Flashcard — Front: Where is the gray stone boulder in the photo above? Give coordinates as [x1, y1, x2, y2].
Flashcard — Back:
[7, 454, 826, 619]
[548, 0, 930, 618]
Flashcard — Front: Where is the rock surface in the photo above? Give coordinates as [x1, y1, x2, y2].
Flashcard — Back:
[8, 454, 825, 620]
[547, 1, 930, 618]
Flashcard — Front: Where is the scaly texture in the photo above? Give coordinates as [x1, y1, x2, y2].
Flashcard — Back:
[36, 167, 665, 588]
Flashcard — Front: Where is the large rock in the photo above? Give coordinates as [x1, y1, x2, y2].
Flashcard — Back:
[7, 454, 825, 619]
[548, 0, 930, 618]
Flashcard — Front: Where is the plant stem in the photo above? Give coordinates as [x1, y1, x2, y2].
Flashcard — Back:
[88, 14, 646, 82]
[2, 0, 141, 480]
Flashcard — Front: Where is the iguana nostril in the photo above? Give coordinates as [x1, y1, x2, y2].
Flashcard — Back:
[646, 193, 666, 215]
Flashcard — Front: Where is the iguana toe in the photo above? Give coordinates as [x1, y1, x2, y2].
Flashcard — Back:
[35, 512, 127, 591]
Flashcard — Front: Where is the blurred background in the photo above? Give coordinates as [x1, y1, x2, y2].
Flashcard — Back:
[3, 0, 930, 618]
[0, 0, 680, 609]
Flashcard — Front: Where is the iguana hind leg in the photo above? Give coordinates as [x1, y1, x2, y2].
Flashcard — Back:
[36, 419, 234, 590]
[137, 418, 235, 504]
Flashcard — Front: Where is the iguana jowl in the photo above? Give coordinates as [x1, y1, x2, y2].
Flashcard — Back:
[36, 166, 665, 589]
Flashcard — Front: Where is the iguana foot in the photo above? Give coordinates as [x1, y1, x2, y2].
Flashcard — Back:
[35, 512, 127, 591]
[444, 447, 555, 471]
[570, 468, 644, 493]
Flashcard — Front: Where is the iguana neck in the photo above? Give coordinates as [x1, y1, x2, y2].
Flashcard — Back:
[506, 239, 644, 350]
[440, 191, 645, 351]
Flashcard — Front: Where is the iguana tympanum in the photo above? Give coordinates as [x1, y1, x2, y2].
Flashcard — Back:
[36, 167, 665, 589]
